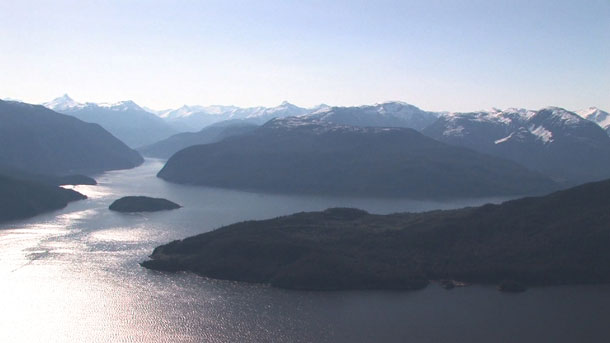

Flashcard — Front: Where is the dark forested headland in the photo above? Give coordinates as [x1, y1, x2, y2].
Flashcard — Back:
[143, 178, 610, 291]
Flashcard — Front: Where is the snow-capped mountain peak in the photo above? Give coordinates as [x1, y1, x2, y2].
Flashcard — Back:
[263, 101, 303, 115]
[44, 95, 147, 113]
[536, 107, 585, 126]
[577, 107, 610, 130]
[44, 94, 85, 111]
[577, 106, 603, 117]
[310, 104, 331, 112]
[98, 100, 144, 112]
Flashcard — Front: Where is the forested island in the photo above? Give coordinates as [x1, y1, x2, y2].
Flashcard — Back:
[109, 196, 181, 213]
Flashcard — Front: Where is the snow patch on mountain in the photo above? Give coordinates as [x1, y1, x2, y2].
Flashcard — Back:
[266, 116, 407, 136]
[541, 107, 583, 126]
[443, 125, 465, 137]
[494, 133, 513, 144]
[529, 125, 554, 143]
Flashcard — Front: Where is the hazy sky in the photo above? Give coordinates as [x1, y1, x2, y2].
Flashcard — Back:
[0, 0, 608, 112]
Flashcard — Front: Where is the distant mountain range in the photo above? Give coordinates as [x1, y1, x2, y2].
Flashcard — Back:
[304, 102, 440, 130]
[0, 99, 143, 175]
[140, 102, 445, 158]
[158, 116, 557, 198]
[155, 101, 312, 131]
[44, 95, 177, 148]
[42, 95, 610, 143]
[40, 95, 610, 188]
[151, 101, 443, 132]
[423, 107, 610, 185]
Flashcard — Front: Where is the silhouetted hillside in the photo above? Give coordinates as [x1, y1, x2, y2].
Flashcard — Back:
[158, 117, 557, 199]
[143, 178, 610, 291]
[0, 100, 143, 175]
[0, 174, 86, 222]
[0, 166, 96, 186]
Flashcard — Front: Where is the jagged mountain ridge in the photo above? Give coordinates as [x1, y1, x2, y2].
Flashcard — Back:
[302, 102, 440, 131]
[422, 107, 610, 185]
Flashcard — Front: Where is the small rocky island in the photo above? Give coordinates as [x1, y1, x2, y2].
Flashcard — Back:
[142, 178, 610, 292]
[109, 196, 181, 213]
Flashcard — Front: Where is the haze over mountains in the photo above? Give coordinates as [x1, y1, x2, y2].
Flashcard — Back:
[45, 95, 177, 148]
[42, 95, 610, 141]
[37, 94, 610, 193]
[139, 101, 444, 158]
[154, 101, 313, 131]
[0, 99, 143, 176]
[139, 121, 259, 159]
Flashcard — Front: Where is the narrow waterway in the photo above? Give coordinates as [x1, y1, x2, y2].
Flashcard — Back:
[1, 159, 609, 342]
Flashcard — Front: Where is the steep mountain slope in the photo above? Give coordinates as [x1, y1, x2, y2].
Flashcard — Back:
[139, 121, 259, 159]
[0, 174, 86, 222]
[158, 116, 556, 198]
[45, 95, 177, 148]
[305, 102, 440, 130]
[423, 107, 610, 184]
[577, 107, 610, 135]
[143, 177, 610, 291]
[0, 100, 143, 175]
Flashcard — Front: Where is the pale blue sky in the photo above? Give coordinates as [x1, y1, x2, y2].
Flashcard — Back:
[0, 0, 608, 111]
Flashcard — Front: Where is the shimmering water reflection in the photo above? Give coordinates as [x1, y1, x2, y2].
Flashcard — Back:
[1, 159, 609, 342]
